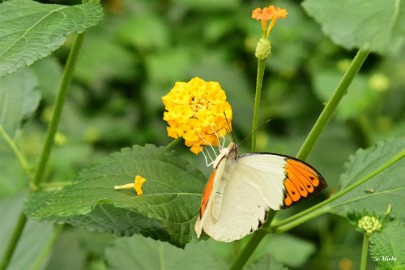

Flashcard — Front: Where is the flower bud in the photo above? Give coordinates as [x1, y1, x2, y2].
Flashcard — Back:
[255, 38, 271, 60]
[358, 216, 382, 235]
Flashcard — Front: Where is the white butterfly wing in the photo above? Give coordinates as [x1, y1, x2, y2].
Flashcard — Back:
[200, 154, 287, 242]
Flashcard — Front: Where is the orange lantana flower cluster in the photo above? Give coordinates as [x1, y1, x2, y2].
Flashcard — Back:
[252, 5, 288, 37]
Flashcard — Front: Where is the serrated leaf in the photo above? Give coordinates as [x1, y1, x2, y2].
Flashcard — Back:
[370, 221, 405, 269]
[0, 0, 103, 77]
[28, 145, 206, 247]
[105, 236, 228, 270]
[0, 68, 40, 141]
[326, 138, 405, 219]
[27, 193, 177, 246]
[302, 0, 405, 56]
[246, 254, 289, 270]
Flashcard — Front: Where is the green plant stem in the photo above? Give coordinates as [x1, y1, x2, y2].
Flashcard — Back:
[0, 126, 32, 179]
[230, 48, 371, 269]
[360, 233, 370, 270]
[0, 213, 27, 270]
[271, 148, 405, 233]
[0, 33, 86, 270]
[166, 137, 182, 150]
[296, 48, 370, 160]
[32, 33, 86, 190]
[251, 58, 266, 153]
[229, 211, 276, 270]
[229, 57, 269, 270]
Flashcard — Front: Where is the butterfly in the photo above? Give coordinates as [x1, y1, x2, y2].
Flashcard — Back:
[195, 142, 327, 242]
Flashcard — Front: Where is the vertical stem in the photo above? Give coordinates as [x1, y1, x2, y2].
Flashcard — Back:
[229, 48, 371, 270]
[0, 33, 87, 270]
[360, 233, 370, 270]
[0, 213, 27, 270]
[32, 33, 86, 190]
[296, 48, 369, 160]
[251, 59, 266, 152]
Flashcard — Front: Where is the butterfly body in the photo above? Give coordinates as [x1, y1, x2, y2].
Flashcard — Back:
[195, 143, 327, 242]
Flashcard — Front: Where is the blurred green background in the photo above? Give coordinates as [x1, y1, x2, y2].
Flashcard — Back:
[1, 0, 404, 269]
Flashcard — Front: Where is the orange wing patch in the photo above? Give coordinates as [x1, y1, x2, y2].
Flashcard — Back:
[199, 169, 217, 217]
[283, 158, 327, 208]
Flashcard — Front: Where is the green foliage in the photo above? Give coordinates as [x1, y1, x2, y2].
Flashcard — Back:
[0, 0, 405, 269]
[0, 0, 103, 77]
[327, 138, 405, 219]
[0, 69, 40, 140]
[105, 237, 228, 270]
[302, 0, 405, 55]
[0, 195, 54, 270]
[27, 145, 205, 247]
[370, 221, 405, 269]
[312, 71, 381, 121]
[246, 254, 288, 270]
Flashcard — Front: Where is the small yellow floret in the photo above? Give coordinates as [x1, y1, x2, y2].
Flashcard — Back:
[114, 175, 146, 196]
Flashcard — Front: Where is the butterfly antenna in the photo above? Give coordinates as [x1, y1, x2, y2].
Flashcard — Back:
[209, 125, 228, 151]
[238, 118, 272, 146]
[223, 112, 237, 145]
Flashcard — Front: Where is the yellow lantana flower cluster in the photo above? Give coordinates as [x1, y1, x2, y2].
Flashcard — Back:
[162, 77, 232, 154]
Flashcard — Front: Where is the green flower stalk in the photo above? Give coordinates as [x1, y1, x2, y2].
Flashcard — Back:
[250, 5, 287, 152]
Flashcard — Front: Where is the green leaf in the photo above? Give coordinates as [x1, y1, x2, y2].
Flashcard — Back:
[0, 68, 40, 140]
[326, 138, 405, 219]
[117, 14, 169, 49]
[0, 194, 54, 270]
[172, 0, 238, 11]
[28, 145, 206, 247]
[312, 70, 381, 121]
[370, 221, 405, 269]
[302, 0, 405, 56]
[254, 234, 316, 268]
[74, 33, 135, 89]
[0, 0, 103, 77]
[105, 236, 228, 270]
[0, 153, 29, 197]
[246, 254, 288, 270]
[31, 57, 63, 103]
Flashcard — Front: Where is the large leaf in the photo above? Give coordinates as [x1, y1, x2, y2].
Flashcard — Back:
[246, 254, 288, 270]
[258, 234, 316, 268]
[302, 0, 405, 56]
[0, 0, 103, 77]
[27, 145, 206, 247]
[0, 68, 40, 141]
[326, 138, 405, 219]
[26, 192, 173, 243]
[105, 237, 228, 270]
[370, 220, 405, 269]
